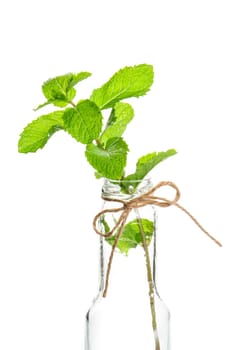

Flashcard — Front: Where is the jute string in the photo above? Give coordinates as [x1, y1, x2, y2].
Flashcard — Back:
[93, 181, 222, 297]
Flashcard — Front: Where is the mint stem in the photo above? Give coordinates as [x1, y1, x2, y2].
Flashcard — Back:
[95, 139, 102, 146]
[134, 208, 160, 350]
[69, 100, 76, 107]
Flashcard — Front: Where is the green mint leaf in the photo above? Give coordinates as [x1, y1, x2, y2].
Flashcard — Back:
[100, 102, 134, 145]
[125, 149, 177, 182]
[85, 137, 129, 179]
[63, 100, 103, 144]
[106, 219, 154, 254]
[90, 64, 154, 109]
[18, 111, 64, 153]
[35, 72, 91, 110]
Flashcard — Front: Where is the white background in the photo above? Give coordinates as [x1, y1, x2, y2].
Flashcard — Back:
[0, 0, 232, 349]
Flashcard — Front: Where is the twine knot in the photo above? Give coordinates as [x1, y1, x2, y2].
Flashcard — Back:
[93, 181, 222, 296]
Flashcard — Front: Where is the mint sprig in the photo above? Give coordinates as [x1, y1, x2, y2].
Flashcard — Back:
[35, 72, 91, 110]
[18, 63, 176, 184]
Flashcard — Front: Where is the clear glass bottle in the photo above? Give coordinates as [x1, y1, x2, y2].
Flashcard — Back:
[85, 178, 170, 350]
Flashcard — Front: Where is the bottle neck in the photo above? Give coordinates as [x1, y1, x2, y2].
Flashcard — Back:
[98, 177, 159, 297]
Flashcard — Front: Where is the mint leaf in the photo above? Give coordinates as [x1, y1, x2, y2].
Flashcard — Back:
[18, 111, 64, 153]
[106, 219, 154, 254]
[35, 72, 91, 110]
[85, 137, 129, 179]
[100, 102, 134, 145]
[90, 64, 154, 109]
[63, 100, 102, 144]
[125, 149, 177, 182]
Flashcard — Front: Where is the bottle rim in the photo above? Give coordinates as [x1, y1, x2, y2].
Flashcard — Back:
[102, 177, 153, 199]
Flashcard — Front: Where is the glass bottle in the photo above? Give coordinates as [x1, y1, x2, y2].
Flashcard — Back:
[85, 178, 170, 350]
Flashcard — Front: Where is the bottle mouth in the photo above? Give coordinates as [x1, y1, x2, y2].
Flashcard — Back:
[102, 177, 153, 200]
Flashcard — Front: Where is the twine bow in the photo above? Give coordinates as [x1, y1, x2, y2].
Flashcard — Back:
[93, 181, 222, 296]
